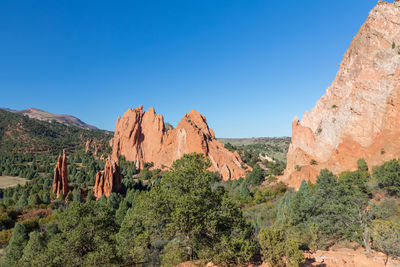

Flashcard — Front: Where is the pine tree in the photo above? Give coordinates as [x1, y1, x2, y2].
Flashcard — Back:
[107, 192, 119, 210]
[6, 223, 28, 266]
[72, 188, 82, 203]
[42, 192, 50, 204]
[239, 181, 251, 197]
[357, 158, 368, 172]
[276, 191, 293, 226]
[371, 220, 400, 265]
[86, 190, 95, 202]
[16, 192, 28, 208]
[18, 231, 46, 266]
[28, 193, 41, 207]
[115, 200, 129, 225]
[289, 179, 313, 226]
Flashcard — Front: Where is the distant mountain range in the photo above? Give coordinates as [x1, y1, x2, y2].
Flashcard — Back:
[1, 107, 98, 130]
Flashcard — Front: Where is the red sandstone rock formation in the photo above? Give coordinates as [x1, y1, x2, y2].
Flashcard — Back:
[283, 1, 400, 188]
[85, 139, 100, 155]
[111, 106, 249, 180]
[93, 158, 121, 199]
[52, 150, 69, 198]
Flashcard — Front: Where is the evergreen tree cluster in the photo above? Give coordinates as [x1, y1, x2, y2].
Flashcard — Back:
[1, 151, 400, 266]
[0, 109, 112, 154]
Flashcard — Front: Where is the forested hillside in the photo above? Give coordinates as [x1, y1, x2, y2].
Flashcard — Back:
[0, 109, 111, 154]
[219, 137, 290, 163]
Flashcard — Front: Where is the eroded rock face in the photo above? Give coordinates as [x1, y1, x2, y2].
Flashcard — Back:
[111, 106, 248, 180]
[94, 158, 121, 199]
[52, 150, 69, 198]
[283, 1, 400, 188]
[85, 139, 99, 155]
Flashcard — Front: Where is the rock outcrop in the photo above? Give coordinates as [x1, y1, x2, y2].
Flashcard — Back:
[85, 139, 92, 153]
[283, 1, 400, 188]
[52, 150, 69, 198]
[93, 158, 121, 199]
[111, 106, 249, 180]
[85, 139, 99, 155]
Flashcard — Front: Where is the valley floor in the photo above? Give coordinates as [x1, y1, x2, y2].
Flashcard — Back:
[0, 176, 27, 188]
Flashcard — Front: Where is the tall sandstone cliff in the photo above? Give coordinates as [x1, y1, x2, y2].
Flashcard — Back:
[52, 150, 69, 198]
[284, 1, 400, 188]
[111, 106, 249, 180]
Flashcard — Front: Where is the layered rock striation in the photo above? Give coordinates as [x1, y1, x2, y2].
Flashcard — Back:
[94, 158, 121, 199]
[284, 1, 400, 188]
[52, 150, 69, 198]
[111, 106, 249, 180]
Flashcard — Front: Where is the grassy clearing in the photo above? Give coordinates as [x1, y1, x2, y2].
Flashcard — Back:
[0, 176, 28, 188]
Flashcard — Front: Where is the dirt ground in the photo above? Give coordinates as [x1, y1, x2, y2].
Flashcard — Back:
[176, 247, 400, 267]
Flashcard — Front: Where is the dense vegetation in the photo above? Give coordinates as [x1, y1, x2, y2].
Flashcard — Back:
[0, 109, 111, 154]
[223, 141, 286, 179]
[1, 140, 400, 266]
[219, 137, 290, 163]
[117, 154, 258, 266]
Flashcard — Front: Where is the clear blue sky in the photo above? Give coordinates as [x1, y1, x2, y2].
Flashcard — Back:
[0, 0, 379, 137]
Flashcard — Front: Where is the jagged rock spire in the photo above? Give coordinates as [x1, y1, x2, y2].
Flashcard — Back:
[52, 149, 69, 198]
[110, 106, 249, 180]
[93, 158, 121, 199]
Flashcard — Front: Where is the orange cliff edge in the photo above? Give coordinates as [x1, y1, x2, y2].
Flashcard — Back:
[283, 0, 400, 189]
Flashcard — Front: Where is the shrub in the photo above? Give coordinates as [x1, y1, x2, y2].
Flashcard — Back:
[5, 223, 28, 266]
[245, 165, 266, 186]
[373, 159, 400, 196]
[371, 220, 400, 265]
[370, 198, 399, 220]
[239, 181, 251, 197]
[357, 158, 368, 172]
[259, 227, 304, 267]
[0, 228, 13, 246]
[161, 239, 187, 266]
